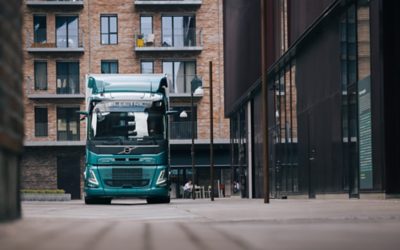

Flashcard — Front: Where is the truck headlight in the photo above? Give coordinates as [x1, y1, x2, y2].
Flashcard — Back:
[156, 170, 167, 186]
[87, 169, 99, 188]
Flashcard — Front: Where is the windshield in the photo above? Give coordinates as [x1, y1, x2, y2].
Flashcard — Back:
[90, 100, 165, 144]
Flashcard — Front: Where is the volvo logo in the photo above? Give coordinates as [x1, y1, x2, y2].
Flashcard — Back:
[119, 147, 136, 154]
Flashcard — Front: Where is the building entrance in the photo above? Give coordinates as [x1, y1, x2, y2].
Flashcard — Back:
[57, 156, 80, 199]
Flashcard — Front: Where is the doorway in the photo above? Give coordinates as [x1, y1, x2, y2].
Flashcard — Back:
[57, 156, 81, 199]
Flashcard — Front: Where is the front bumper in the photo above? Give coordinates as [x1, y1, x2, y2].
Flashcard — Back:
[84, 186, 169, 198]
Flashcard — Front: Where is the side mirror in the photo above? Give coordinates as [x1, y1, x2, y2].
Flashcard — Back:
[77, 111, 89, 121]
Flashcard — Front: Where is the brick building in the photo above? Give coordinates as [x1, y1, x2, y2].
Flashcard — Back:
[0, 0, 24, 220]
[21, 0, 229, 199]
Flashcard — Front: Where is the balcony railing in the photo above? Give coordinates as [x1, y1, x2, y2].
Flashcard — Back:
[134, 29, 203, 52]
[57, 131, 80, 141]
[25, 77, 84, 99]
[26, 30, 84, 53]
[26, 0, 84, 7]
[134, 0, 202, 6]
[167, 74, 203, 97]
[170, 121, 197, 139]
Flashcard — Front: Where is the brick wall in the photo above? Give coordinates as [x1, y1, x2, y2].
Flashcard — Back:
[21, 0, 229, 194]
[0, 0, 23, 221]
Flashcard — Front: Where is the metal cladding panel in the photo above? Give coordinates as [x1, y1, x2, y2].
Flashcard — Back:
[382, 0, 400, 193]
[296, 16, 343, 194]
[289, 0, 337, 45]
[223, 0, 261, 116]
[170, 148, 230, 167]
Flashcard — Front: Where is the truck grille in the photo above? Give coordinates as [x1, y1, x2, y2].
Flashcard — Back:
[104, 179, 149, 187]
[112, 168, 142, 179]
[105, 168, 148, 187]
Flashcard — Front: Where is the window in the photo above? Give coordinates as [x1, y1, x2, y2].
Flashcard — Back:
[56, 16, 79, 48]
[35, 107, 48, 137]
[56, 62, 79, 94]
[57, 107, 80, 141]
[140, 16, 153, 40]
[34, 15, 46, 43]
[163, 61, 196, 94]
[141, 61, 154, 74]
[101, 15, 118, 45]
[34, 61, 47, 90]
[162, 16, 196, 47]
[101, 60, 119, 74]
[169, 106, 197, 139]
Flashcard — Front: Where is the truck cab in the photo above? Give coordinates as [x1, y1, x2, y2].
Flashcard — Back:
[83, 74, 170, 204]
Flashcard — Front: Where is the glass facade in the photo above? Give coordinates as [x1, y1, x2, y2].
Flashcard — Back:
[140, 16, 153, 39]
[56, 62, 80, 94]
[230, 108, 248, 197]
[163, 61, 196, 94]
[56, 16, 78, 48]
[341, 0, 372, 196]
[162, 15, 196, 47]
[33, 15, 46, 43]
[57, 107, 80, 141]
[34, 61, 47, 90]
[34, 107, 48, 137]
[270, 61, 298, 198]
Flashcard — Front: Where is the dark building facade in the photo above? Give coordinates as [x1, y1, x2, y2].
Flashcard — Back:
[0, 0, 24, 220]
[224, 0, 400, 198]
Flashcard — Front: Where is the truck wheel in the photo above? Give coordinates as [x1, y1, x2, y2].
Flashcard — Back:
[85, 197, 112, 205]
[84, 197, 98, 205]
[160, 196, 170, 204]
[146, 196, 170, 204]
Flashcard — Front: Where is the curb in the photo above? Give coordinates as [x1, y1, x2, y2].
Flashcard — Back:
[21, 193, 71, 201]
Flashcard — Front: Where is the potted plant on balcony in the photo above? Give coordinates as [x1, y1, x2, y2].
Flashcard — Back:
[136, 34, 144, 48]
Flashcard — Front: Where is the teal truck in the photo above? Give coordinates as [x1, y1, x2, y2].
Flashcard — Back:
[83, 74, 171, 204]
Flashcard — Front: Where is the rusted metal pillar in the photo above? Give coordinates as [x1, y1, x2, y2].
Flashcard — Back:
[209, 61, 214, 201]
[261, 0, 270, 203]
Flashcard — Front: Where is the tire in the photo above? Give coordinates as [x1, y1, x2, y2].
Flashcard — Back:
[85, 197, 112, 205]
[84, 197, 97, 205]
[146, 196, 170, 204]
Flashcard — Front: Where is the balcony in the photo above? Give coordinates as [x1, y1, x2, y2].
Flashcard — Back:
[24, 140, 85, 147]
[25, 78, 84, 100]
[26, 31, 84, 53]
[26, 0, 84, 8]
[134, 29, 203, 53]
[134, 0, 202, 6]
[167, 75, 203, 98]
[170, 121, 197, 139]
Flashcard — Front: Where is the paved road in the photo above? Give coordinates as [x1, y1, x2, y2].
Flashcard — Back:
[1, 198, 400, 250]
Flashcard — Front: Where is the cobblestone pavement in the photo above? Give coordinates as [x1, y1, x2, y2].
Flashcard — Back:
[1, 198, 400, 250]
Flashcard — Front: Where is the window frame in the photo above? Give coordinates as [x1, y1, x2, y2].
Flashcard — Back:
[140, 60, 154, 74]
[34, 106, 48, 137]
[33, 14, 47, 43]
[56, 107, 80, 141]
[101, 60, 119, 74]
[56, 61, 80, 94]
[161, 14, 196, 47]
[100, 14, 118, 45]
[140, 15, 153, 37]
[55, 15, 79, 48]
[162, 60, 197, 93]
[34, 60, 48, 90]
